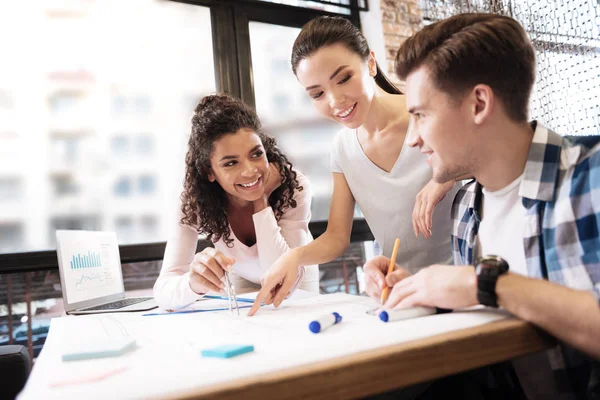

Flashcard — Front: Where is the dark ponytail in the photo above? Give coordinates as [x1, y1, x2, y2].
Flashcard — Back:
[374, 63, 401, 94]
[291, 15, 401, 95]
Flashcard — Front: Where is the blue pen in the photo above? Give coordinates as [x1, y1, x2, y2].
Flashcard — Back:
[143, 305, 253, 316]
[309, 312, 342, 333]
[204, 295, 255, 304]
[378, 307, 452, 322]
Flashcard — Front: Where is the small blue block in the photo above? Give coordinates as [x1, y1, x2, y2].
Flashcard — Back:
[62, 338, 137, 361]
[201, 344, 254, 359]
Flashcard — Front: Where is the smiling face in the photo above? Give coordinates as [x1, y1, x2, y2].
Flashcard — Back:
[405, 66, 477, 183]
[295, 44, 377, 129]
[208, 128, 269, 203]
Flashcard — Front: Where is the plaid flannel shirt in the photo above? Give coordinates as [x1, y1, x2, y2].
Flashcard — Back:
[451, 121, 600, 396]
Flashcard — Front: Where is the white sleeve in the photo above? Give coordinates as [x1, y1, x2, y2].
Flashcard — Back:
[330, 129, 345, 174]
[152, 210, 204, 310]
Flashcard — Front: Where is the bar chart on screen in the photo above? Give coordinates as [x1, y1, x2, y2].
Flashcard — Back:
[70, 251, 103, 269]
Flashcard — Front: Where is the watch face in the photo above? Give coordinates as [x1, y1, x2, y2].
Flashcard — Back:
[476, 264, 499, 278]
[475, 255, 509, 273]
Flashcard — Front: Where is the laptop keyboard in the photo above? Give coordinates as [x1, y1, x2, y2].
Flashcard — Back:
[82, 297, 153, 311]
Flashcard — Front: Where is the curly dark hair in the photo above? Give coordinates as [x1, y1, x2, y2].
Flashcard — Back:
[181, 93, 303, 247]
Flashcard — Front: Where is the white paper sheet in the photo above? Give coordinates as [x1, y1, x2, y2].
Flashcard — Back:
[18, 292, 512, 400]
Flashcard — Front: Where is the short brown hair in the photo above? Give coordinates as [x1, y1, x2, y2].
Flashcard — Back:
[395, 13, 535, 122]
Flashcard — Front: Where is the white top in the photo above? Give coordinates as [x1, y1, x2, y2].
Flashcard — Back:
[477, 173, 565, 400]
[153, 172, 319, 310]
[476, 173, 528, 276]
[331, 128, 460, 273]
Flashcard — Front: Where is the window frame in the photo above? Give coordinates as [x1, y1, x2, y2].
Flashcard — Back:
[200, 0, 361, 107]
[0, 0, 371, 272]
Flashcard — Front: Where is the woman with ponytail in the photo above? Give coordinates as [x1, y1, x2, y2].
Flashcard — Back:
[250, 16, 460, 315]
[154, 93, 318, 311]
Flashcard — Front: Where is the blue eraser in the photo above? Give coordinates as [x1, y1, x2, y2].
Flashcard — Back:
[201, 344, 254, 359]
[379, 311, 390, 322]
[62, 338, 137, 361]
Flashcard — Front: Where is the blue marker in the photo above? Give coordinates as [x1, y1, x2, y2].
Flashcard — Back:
[379, 307, 437, 322]
[309, 312, 342, 333]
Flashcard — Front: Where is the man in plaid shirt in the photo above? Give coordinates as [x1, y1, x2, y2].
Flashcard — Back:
[363, 13, 599, 398]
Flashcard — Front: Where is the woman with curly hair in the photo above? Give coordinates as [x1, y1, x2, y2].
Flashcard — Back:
[153, 93, 318, 310]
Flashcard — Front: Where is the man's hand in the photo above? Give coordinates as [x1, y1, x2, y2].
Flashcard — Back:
[363, 255, 411, 303]
[383, 265, 477, 310]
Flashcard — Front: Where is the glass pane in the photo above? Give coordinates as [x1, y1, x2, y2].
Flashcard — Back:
[258, 0, 351, 15]
[0, 1, 216, 253]
[250, 22, 344, 221]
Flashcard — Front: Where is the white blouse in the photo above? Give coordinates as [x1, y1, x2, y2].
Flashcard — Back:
[153, 172, 319, 310]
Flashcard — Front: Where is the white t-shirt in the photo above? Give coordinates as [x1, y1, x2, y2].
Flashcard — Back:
[476, 173, 528, 276]
[153, 172, 319, 310]
[331, 128, 460, 273]
[477, 174, 571, 400]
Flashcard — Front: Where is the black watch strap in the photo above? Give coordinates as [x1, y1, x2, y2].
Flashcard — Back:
[475, 255, 509, 308]
[477, 273, 500, 307]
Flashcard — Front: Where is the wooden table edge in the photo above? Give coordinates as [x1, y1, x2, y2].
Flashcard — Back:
[162, 317, 554, 400]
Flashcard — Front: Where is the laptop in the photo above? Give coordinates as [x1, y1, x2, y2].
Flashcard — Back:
[56, 230, 157, 315]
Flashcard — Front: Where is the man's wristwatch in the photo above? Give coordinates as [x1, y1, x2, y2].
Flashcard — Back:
[474, 255, 509, 307]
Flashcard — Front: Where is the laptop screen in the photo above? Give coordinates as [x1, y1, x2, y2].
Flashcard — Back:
[56, 230, 125, 305]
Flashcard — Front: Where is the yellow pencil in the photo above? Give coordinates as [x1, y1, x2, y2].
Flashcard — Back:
[380, 238, 400, 304]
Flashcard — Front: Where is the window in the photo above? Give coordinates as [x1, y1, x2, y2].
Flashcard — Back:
[112, 95, 152, 115]
[51, 136, 80, 163]
[48, 91, 84, 115]
[52, 176, 79, 196]
[111, 95, 127, 115]
[138, 175, 156, 195]
[111, 135, 154, 158]
[50, 216, 98, 232]
[115, 217, 134, 239]
[49, 216, 99, 247]
[0, 0, 365, 253]
[134, 96, 151, 114]
[258, 0, 353, 14]
[0, 224, 23, 253]
[111, 136, 129, 157]
[140, 215, 158, 240]
[135, 135, 153, 156]
[0, 1, 216, 252]
[0, 178, 21, 202]
[113, 177, 131, 197]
